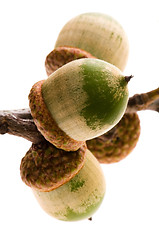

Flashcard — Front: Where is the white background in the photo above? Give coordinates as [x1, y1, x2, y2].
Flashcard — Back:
[0, 0, 159, 239]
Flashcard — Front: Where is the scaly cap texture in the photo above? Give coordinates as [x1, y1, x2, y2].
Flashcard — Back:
[87, 113, 140, 163]
[29, 80, 85, 151]
[45, 46, 95, 76]
[20, 141, 87, 192]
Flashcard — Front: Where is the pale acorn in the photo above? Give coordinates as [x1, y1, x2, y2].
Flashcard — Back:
[20, 142, 106, 221]
[55, 12, 129, 71]
[29, 58, 130, 151]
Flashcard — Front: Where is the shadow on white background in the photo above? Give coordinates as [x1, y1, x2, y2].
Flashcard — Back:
[0, 1, 159, 239]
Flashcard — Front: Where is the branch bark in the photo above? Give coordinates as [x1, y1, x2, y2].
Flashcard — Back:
[126, 87, 159, 113]
[0, 109, 45, 143]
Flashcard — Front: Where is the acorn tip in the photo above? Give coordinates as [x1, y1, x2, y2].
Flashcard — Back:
[125, 75, 134, 83]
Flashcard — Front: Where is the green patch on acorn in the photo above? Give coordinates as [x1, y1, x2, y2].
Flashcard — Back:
[59, 196, 104, 221]
[80, 60, 129, 130]
[69, 176, 85, 192]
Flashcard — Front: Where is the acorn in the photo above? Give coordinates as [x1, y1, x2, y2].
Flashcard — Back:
[44, 50, 139, 163]
[86, 113, 141, 163]
[20, 141, 106, 221]
[29, 58, 130, 151]
[55, 12, 129, 71]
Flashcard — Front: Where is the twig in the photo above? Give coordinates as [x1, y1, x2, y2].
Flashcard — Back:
[126, 87, 159, 113]
[0, 109, 45, 143]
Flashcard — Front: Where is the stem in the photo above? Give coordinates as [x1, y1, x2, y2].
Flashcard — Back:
[146, 98, 159, 112]
[126, 87, 159, 113]
[0, 109, 45, 143]
[125, 75, 133, 83]
[0, 87, 159, 143]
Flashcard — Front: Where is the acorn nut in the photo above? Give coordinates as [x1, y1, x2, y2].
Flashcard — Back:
[20, 142, 106, 221]
[29, 58, 130, 151]
[55, 12, 129, 71]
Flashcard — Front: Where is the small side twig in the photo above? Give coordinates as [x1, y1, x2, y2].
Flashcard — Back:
[126, 87, 159, 113]
[147, 98, 159, 112]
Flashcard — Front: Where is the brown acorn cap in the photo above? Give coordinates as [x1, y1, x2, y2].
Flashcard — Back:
[20, 141, 87, 192]
[29, 80, 85, 151]
[87, 113, 140, 164]
[45, 46, 96, 76]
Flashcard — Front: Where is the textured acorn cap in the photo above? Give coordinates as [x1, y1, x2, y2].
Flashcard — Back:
[45, 46, 95, 76]
[29, 80, 84, 151]
[87, 113, 140, 163]
[20, 141, 87, 192]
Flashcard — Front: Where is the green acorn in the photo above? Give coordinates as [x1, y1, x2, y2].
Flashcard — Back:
[29, 58, 130, 151]
[20, 142, 106, 221]
[55, 12, 129, 71]
[87, 113, 140, 163]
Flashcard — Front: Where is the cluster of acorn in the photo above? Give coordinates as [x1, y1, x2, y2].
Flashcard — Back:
[1, 12, 159, 221]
